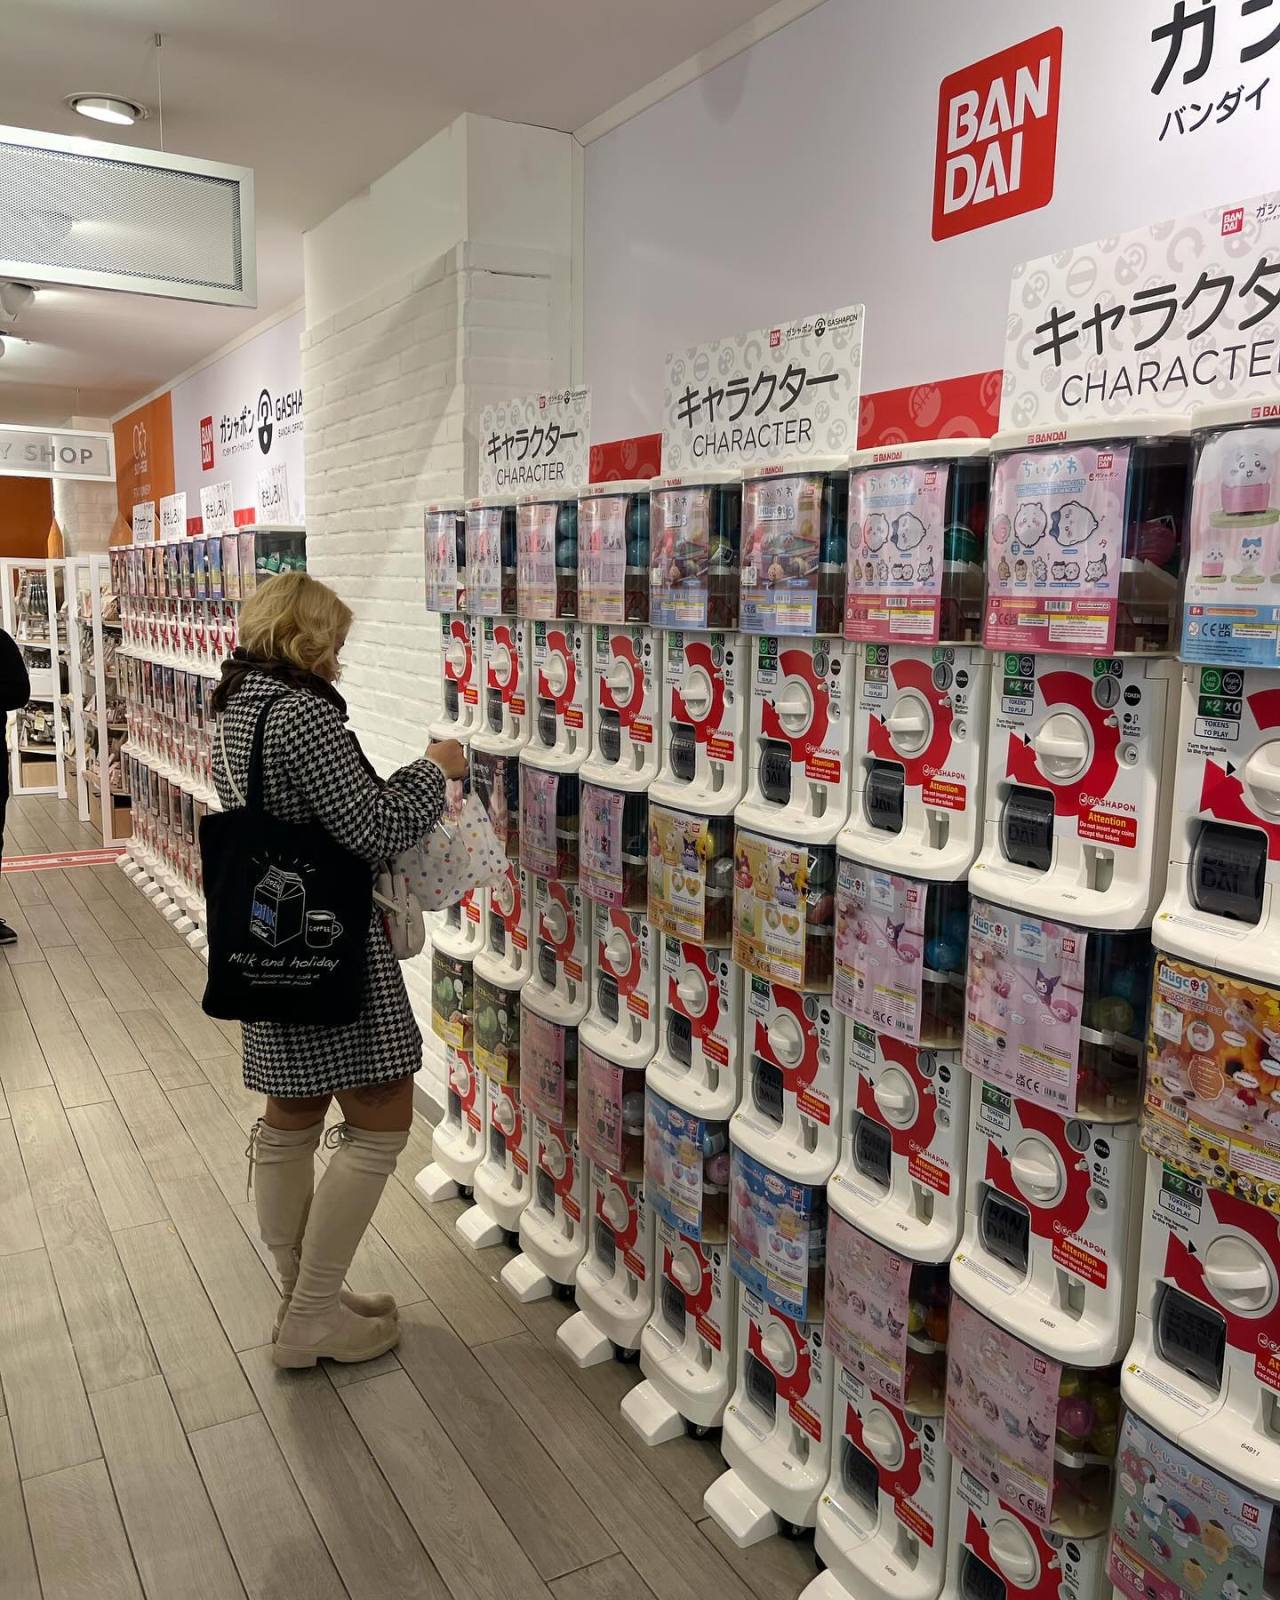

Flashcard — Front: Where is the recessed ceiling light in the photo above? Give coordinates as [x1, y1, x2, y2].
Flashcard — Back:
[65, 93, 149, 126]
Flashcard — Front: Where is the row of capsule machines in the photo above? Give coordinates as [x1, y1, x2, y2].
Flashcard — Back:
[415, 399, 1280, 1600]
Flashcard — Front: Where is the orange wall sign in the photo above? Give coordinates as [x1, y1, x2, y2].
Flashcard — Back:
[112, 393, 175, 531]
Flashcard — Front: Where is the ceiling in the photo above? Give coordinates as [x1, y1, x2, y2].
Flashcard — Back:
[0, 0, 783, 425]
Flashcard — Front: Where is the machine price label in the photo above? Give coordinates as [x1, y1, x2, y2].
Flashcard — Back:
[1003, 674, 1035, 699]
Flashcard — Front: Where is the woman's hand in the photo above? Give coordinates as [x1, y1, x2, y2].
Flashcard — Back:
[426, 739, 468, 780]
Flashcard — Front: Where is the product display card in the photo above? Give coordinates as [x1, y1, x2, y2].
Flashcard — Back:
[729, 1148, 825, 1322]
[431, 951, 472, 1053]
[1110, 1411, 1275, 1600]
[579, 1045, 643, 1175]
[985, 445, 1131, 654]
[645, 1088, 725, 1242]
[846, 462, 950, 642]
[944, 1297, 1061, 1530]
[740, 473, 825, 634]
[825, 1212, 912, 1406]
[964, 900, 1087, 1113]
[650, 807, 714, 943]
[1184, 424, 1280, 665]
[424, 508, 460, 610]
[834, 859, 926, 1041]
[520, 1007, 567, 1125]
[581, 786, 626, 907]
[579, 494, 628, 622]
[1146, 954, 1280, 1210]
[733, 832, 811, 989]
[650, 484, 721, 628]
[517, 501, 559, 619]
[520, 766, 560, 882]
[467, 506, 506, 616]
[474, 974, 520, 1084]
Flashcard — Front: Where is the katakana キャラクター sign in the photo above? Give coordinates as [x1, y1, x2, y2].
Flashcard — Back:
[661, 307, 864, 474]
[477, 388, 591, 497]
[1002, 190, 1280, 431]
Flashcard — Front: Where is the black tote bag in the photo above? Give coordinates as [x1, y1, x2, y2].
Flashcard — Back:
[200, 697, 372, 1024]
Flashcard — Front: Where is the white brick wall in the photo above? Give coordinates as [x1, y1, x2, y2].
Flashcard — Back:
[302, 243, 564, 1095]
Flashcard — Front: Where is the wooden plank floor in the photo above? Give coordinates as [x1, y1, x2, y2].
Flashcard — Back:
[0, 795, 817, 1600]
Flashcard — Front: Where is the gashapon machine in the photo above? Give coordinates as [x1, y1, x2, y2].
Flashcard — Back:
[736, 459, 852, 846]
[519, 489, 591, 769]
[942, 419, 1191, 1600]
[701, 460, 853, 1547]
[425, 501, 482, 746]
[1121, 402, 1280, 1542]
[831, 441, 993, 1284]
[649, 471, 747, 817]
[499, 722, 589, 1301]
[804, 1214, 951, 1600]
[939, 1296, 1122, 1600]
[450, 785, 533, 1246]
[557, 766, 659, 1361]
[580, 480, 661, 791]
[620, 928, 743, 1440]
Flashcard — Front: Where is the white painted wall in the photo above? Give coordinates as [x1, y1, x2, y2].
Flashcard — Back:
[302, 114, 574, 1105]
[582, 0, 1280, 440]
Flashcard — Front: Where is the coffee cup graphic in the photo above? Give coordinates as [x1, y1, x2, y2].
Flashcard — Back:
[305, 910, 343, 948]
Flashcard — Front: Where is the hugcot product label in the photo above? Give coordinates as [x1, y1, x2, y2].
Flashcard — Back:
[424, 509, 459, 610]
[579, 494, 627, 622]
[944, 1298, 1060, 1528]
[1184, 424, 1280, 664]
[467, 507, 506, 616]
[520, 1008, 566, 1125]
[985, 445, 1131, 653]
[729, 1149, 825, 1321]
[520, 767, 560, 880]
[846, 463, 950, 642]
[733, 832, 810, 988]
[964, 901, 1087, 1112]
[834, 860, 926, 1040]
[741, 473, 824, 633]
[650, 806, 713, 942]
[825, 1213, 911, 1404]
[581, 786, 625, 906]
[1146, 954, 1280, 1209]
[1110, 1412, 1273, 1600]
[517, 501, 558, 618]
[644, 1089, 722, 1241]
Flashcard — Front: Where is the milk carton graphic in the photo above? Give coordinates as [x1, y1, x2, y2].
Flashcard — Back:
[250, 866, 306, 947]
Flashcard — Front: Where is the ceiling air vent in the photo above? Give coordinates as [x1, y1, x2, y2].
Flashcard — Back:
[0, 123, 255, 307]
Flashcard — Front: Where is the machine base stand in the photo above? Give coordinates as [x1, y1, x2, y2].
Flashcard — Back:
[500, 1252, 554, 1303]
[620, 1380, 687, 1446]
[703, 1468, 782, 1548]
[797, 1573, 847, 1600]
[556, 1311, 613, 1368]
[455, 1205, 507, 1250]
[414, 1163, 459, 1205]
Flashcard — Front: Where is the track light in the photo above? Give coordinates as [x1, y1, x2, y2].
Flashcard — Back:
[65, 93, 148, 127]
[0, 283, 35, 319]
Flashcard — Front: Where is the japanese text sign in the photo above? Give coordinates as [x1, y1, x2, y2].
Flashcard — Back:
[159, 492, 188, 541]
[661, 307, 864, 474]
[256, 461, 291, 524]
[200, 480, 234, 539]
[478, 388, 591, 498]
[1003, 190, 1280, 431]
[131, 501, 155, 545]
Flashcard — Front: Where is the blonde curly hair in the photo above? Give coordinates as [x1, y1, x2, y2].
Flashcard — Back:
[237, 572, 353, 683]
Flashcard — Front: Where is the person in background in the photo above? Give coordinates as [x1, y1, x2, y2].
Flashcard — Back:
[0, 624, 30, 945]
[211, 571, 467, 1369]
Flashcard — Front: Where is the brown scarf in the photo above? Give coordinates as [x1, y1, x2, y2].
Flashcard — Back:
[210, 649, 348, 717]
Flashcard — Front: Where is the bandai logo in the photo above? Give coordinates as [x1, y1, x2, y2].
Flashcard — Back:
[199, 416, 215, 472]
[1223, 207, 1245, 237]
[1097, 452, 1113, 470]
[933, 28, 1063, 241]
[769, 328, 782, 348]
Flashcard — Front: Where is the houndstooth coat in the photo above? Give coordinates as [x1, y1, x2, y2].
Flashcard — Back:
[213, 670, 446, 1098]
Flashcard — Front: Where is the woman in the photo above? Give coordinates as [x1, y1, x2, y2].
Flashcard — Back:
[211, 571, 466, 1369]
